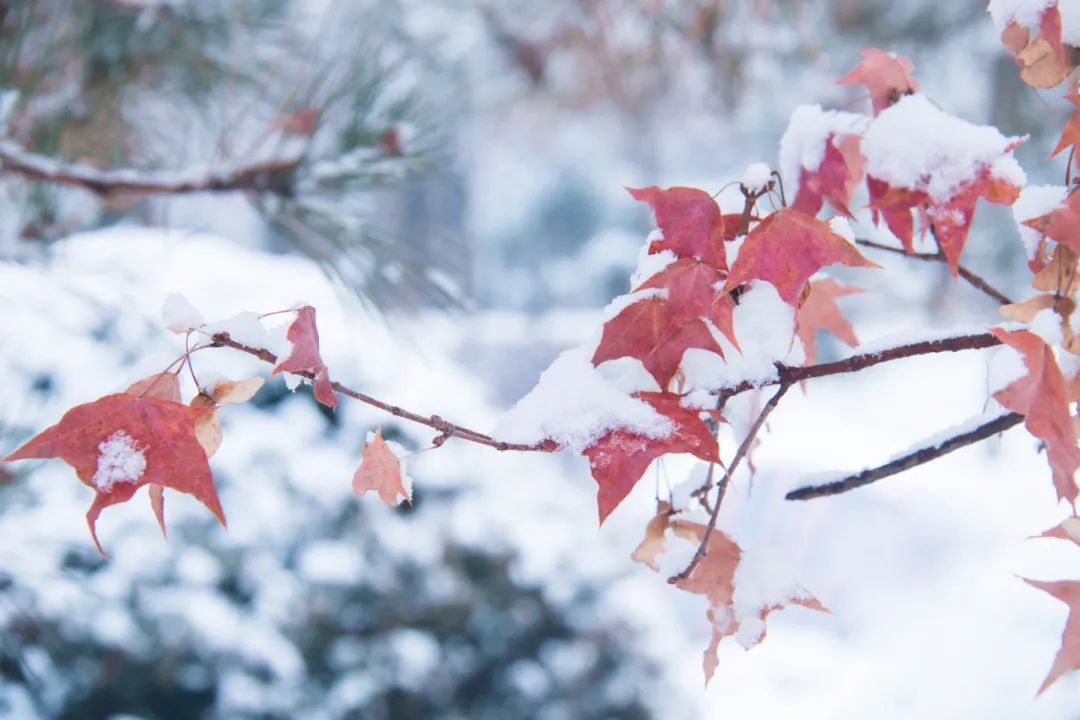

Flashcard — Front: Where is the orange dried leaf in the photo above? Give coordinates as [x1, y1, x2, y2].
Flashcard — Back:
[352, 428, 411, 507]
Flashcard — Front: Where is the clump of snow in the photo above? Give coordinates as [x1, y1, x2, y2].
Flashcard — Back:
[202, 311, 291, 359]
[161, 292, 204, 334]
[988, 0, 1057, 31]
[987, 344, 1030, 393]
[92, 430, 147, 492]
[862, 94, 1026, 202]
[601, 287, 667, 320]
[496, 347, 672, 451]
[1012, 185, 1066, 262]
[741, 163, 774, 193]
[730, 545, 812, 650]
[827, 216, 856, 245]
[681, 282, 800, 391]
[1030, 308, 1064, 346]
[629, 238, 676, 287]
[778, 105, 868, 192]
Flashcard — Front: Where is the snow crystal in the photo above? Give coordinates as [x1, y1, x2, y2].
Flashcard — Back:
[161, 292, 204, 334]
[778, 105, 869, 192]
[730, 542, 811, 650]
[495, 347, 673, 451]
[741, 162, 774, 193]
[202, 311, 290, 359]
[861, 94, 1026, 202]
[92, 431, 147, 492]
[1012, 185, 1066, 262]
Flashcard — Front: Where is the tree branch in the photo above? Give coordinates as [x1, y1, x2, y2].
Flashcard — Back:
[785, 412, 1024, 501]
[208, 332, 551, 453]
[855, 238, 1014, 305]
[0, 140, 300, 197]
[715, 332, 1001, 400]
[669, 381, 791, 583]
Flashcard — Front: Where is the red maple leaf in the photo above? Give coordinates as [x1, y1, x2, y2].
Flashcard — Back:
[592, 296, 727, 390]
[629, 186, 728, 270]
[272, 305, 338, 409]
[583, 392, 719, 524]
[992, 328, 1080, 506]
[3, 393, 224, 556]
[632, 509, 826, 683]
[635, 258, 740, 348]
[125, 373, 181, 536]
[724, 209, 878, 306]
[838, 48, 919, 115]
[1023, 577, 1080, 694]
[352, 428, 412, 506]
[795, 278, 862, 367]
[1050, 94, 1080, 164]
[791, 133, 866, 218]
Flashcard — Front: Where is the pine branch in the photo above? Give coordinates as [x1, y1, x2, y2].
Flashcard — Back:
[0, 140, 300, 197]
[785, 412, 1024, 500]
[855, 238, 1014, 305]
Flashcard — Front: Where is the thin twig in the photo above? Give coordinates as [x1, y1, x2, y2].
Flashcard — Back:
[669, 382, 791, 583]
[714, 332, 1001, 400]
[855, 238, 1013, 305]
[785, 412, 1024, 500]
[0, 140, 300, 197]
[209, 332, 550, 452]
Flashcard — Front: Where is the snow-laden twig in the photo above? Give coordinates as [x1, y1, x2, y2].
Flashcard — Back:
[785, 412, 1024, 500]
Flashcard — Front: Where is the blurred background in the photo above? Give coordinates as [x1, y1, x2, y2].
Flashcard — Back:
[0, 1, 1078, 718]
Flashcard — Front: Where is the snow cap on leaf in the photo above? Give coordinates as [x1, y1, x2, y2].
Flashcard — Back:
[3, 393, 224, 557]
[583, 391, 719, 524]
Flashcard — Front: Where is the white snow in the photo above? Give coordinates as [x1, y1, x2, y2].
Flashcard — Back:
[681, 282, 801, 391]
[862, 94, 1026, 202]
[741, 162, 774, 193]
[161, 292, 204, 334]
[202, 311, 291, 360]
[630, 242, 677, 287]
[988, 343, 1030, 393]
[92, 430, 147, 492]
[778, 105, 869, 192]
[988, 0, 1057, 31]
[827, 216, 856, 245]
[1030, 307, 1065, 346]
[496, 347, 673, 451]
[1012, 185, 1067, 262]
[601, 287, 667, 320]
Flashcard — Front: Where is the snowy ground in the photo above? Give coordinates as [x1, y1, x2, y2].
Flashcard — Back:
[0, 228, 1078, 717]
